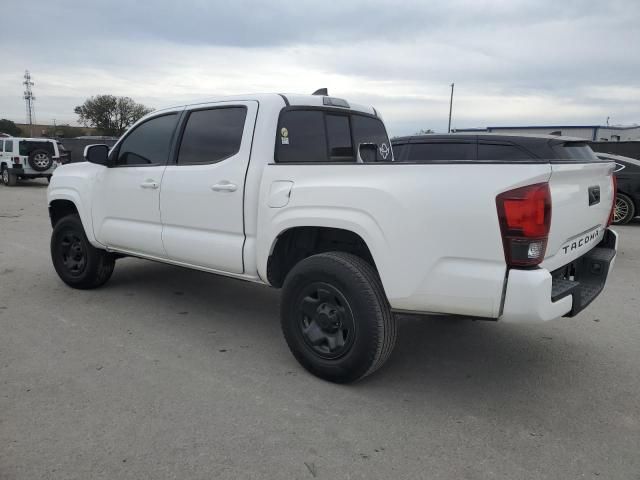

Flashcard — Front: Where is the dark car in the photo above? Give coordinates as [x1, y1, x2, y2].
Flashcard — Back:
[596, 153, 640, 225]
[391, 134, 635, 225]
[391, 133, 600, 163]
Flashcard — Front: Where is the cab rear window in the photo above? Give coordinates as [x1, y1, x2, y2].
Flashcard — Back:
[275, 109, 390, 163]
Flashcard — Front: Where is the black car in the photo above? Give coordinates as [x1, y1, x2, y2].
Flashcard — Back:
[391, 133, 600, 163]
[391, 133, 636, 225]
[596, 153, 640, 225]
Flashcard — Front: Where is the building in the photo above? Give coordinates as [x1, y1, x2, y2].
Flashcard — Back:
[454, 125, 640, 142]
[13, 123, 98, 138]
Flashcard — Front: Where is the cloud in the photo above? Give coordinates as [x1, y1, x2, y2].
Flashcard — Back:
[0, 0, 638, 135]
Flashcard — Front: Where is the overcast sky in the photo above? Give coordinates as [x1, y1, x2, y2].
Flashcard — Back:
[0, 0, 638, 136]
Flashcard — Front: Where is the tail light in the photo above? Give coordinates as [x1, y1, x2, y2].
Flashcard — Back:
[496, 183, 552, 268]
[13, 157, 20, 163]
[607, 174, 617, 227]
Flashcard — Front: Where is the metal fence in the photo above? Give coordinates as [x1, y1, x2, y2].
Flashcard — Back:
[590, 141, 640, 160]
[59, 137, 119, 163]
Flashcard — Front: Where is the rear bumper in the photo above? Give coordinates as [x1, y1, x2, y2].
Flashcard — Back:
[500, 229, 618, 323]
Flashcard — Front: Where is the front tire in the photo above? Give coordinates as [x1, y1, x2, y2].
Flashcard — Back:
[281, 252, 397, 383]
[51, 214, 115, 289]
[614, 193, 635, 225]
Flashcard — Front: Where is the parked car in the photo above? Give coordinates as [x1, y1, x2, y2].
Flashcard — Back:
[48, 94, 618, 383]
[0, 137, 62, 185]
[392, 133, 603, 163]
[594, 152, 640, 225]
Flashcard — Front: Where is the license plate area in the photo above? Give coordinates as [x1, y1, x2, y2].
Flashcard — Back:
[551, 229, 616, 317]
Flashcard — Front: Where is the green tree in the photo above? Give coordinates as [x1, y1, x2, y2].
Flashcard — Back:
[0, 119, 21, 136]
[74, 95, 153, 136]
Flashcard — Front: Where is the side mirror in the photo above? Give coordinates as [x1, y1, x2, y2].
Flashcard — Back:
[357, 143, 379, 163]
[83, 144, 110, 166]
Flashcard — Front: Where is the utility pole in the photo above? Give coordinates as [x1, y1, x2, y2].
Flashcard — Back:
[447, 83, 455, 133]
[23, 70, 36, 137]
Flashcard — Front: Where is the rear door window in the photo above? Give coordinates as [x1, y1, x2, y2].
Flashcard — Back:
[177, 107, 247, 165]
[5, 140, 13, 153]
[407, 142, 476, 162]
[478, 143, 534, 161]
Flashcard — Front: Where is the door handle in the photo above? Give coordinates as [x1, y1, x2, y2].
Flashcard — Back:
[140, 180, 159, 189]
[211, 182, 238, 192]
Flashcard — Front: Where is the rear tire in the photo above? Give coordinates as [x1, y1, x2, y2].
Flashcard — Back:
[5, 169, 17, 186]
[51, 214, 115, 289]
[613, 193, 635, 225]
[281, 252, 396, 383]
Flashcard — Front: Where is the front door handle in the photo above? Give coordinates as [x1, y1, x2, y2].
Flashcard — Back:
[140, 180, 159, 189]
[211, 182, 238, 192]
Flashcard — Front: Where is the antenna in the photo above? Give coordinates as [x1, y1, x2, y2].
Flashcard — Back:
[23, 70, 36, 137]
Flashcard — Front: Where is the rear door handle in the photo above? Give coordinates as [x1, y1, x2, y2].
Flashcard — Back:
[140, 180, 159, 189]
[211, 182, 238, 192]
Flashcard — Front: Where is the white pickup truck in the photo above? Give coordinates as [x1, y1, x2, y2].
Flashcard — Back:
[47, 92, 618, 383]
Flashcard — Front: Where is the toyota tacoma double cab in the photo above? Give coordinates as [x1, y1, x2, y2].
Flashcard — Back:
[1, 137, 62, 185]
[47, 93, 618, 383]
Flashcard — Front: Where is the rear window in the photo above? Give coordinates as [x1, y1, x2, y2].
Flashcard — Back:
[19, 140, 55, 157]
[553, 142, 598, 161]
[275, 109, 390, 163]
[392, 143, 408, 161]
[352, 115, 392, 161]
[326, 114, 354, 162]
[478, 143, 534, 161]
[406, 142, 475, 162]
[4, 140, 13, 153]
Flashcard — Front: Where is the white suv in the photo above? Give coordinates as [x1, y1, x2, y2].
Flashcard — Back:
[0, 137, 62, 186]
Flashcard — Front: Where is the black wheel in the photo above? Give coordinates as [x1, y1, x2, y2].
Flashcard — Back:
[2, 166, 17, 186]
[28, 149, 53, 172]
[0, 165, 5, 185]
[281, 252, 396, 383]
[613, 193, 636, 225]
[51, 214, 115, 289]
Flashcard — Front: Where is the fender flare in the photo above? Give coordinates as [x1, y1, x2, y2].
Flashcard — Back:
[48, 188, 103, 248]
[257, 207, 391, 292]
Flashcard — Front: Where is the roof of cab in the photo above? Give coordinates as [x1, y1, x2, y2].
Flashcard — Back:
[155, 93, 375, 116]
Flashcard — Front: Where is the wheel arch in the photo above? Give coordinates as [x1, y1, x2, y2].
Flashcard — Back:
[48, 190, 101, 247]
[617, 189, 639, 211]
[264, 225, 383, 289]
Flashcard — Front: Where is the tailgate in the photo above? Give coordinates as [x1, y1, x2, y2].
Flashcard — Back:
[542, 160, 615, 271]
